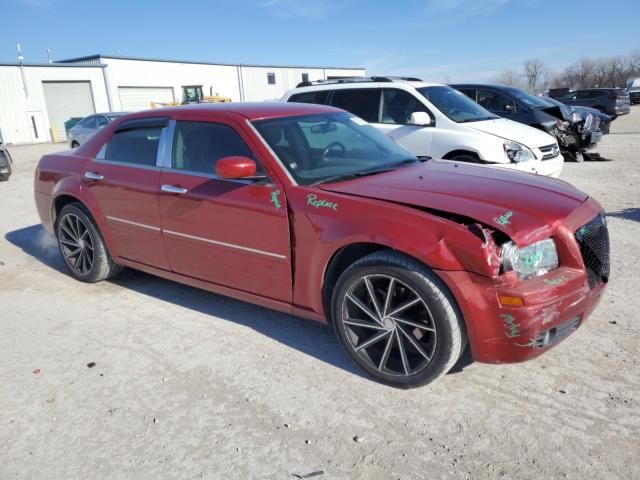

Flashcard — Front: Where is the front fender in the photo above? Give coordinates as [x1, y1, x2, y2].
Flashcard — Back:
[287, 187, 498, 314]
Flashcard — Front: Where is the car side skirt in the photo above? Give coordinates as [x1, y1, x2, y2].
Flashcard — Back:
[114, 256, 326, 324]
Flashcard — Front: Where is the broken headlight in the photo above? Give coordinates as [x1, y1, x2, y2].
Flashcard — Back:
[501, 239, 559, 280]
[503, 140, 535, 163]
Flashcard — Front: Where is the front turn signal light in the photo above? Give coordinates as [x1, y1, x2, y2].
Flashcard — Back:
[498, 294, 525, 307]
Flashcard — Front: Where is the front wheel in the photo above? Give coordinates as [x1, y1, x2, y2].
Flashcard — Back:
[332, 251, 465, 388]
[56, 203, 122, 282]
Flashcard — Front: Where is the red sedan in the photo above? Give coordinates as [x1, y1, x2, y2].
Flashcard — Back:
[34, 103, 609, 388]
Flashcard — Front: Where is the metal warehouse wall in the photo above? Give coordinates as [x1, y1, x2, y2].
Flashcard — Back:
[0, 65, 109, 144]
[240, 66, 364, 101]
[101, 58, 242, 110]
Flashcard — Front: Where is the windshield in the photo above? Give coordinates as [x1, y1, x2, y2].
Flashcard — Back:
[417, 86, 498, 123]
[541, 96, 573, 114]
[253, 112, 418, 186]
[502, 87, 554, 109]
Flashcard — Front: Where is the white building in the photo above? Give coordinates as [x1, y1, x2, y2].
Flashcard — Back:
[0, 54, 364, 145]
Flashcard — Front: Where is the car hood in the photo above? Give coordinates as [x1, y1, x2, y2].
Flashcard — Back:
[463, 118, 556, 148]
[320, 160, 589, 246]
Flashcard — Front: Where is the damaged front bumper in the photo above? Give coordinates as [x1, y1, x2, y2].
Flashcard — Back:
[438, 268, 606, 363]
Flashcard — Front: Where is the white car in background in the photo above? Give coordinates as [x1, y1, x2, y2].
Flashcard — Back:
[282, 77, 564, 177]
[68, 112, 129, 148]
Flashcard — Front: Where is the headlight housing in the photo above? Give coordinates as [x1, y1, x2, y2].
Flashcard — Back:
[503, 140, 535, 163]
[570, 111, 582, 123]
[501, 239, 559, 280]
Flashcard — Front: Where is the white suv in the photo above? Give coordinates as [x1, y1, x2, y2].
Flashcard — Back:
[282, 77, 563, 177]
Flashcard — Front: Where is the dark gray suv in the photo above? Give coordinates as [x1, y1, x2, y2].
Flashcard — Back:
[560, 88, 630, 118]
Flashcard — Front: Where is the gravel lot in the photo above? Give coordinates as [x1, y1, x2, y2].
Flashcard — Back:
[1, 109, 639, 480]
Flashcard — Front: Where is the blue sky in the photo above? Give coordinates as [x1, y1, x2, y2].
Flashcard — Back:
[2, 0, 639, 82]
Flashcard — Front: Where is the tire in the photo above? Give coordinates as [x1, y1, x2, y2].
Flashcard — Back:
[71, 141, 79, 148]
[331, 251, 465, 388]
[449, 153, 481, 164]
[56, 203, 122, 282]
[0, 149, 11, 182]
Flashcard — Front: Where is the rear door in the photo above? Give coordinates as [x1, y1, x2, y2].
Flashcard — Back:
[81, 117, 169, 269]
[157, 117, 292, 302]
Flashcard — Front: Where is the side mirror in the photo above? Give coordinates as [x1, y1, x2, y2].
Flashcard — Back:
[408, 112, 431, 126]
[215, 156, 257, 179]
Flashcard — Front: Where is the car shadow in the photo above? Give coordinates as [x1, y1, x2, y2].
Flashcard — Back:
[583, 152, 613, 162]
[607, 207, 640, 223]
[5, 224, 474, 384]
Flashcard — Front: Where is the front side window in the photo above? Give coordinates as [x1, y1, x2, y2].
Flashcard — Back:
[81, 116, 97, 128]
[499, 86, 553, 109]
[254, 112, 417, 186]
[417, 86, 497, 123]
[105, 127, 161, 167]
[95, 116, 109, 128]
[329, 89, 380, 123]
[267, 73, 276, 85]
[381, 89, 430, 124]
[171, 121, 260, 176]
[476, 89, 517, 113]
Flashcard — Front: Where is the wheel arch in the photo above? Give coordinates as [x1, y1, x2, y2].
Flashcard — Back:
[322, 242, 391, 324]
[442, 149, 483, 162]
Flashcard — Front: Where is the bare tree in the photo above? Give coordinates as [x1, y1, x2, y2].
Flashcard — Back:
[523, 58, 548, 92]
[493, 69, 523, 88]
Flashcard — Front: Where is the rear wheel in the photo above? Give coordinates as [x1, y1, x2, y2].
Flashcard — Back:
[332, 251, 465, 388]
[56, 203, 122, 282]
[71, 141, 79, 148]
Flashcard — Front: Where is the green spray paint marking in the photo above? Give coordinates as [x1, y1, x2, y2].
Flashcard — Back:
[500, 313, 520, 339]
[544, 275, 567, 286]
[493, 210, 513, 226]
[270, 189, 281, 210]
[307, 194, 338, 211]
[522, 251, 544, 269]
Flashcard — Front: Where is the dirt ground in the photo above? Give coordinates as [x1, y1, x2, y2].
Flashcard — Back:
[1, 109, 639, 480]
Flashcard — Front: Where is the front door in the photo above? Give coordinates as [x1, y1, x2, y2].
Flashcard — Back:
[374, 88, 434, 156]
[158, 118, 292, 303]
[82, 119, 169, 269]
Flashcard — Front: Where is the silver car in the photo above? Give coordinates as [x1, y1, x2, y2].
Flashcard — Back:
[68, 112, 129, 148]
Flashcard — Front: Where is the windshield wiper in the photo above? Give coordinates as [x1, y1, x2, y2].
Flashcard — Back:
[457, 116, 497, 123]
[311, 159, 418, 186]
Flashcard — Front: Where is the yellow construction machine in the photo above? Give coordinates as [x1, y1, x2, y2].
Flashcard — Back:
[150, 85, 231, 109]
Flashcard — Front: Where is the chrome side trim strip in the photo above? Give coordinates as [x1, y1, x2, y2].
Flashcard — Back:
[106, 216, 161, 232]
[163, 229, 287, 259]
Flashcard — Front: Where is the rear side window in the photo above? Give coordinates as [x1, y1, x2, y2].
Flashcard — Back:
[457, 88, 476, 100]
[105, 127, 161, 167]
[289, 91, 330, 105]
[329, 89, 380, 123]
[172, 121, 260, 176]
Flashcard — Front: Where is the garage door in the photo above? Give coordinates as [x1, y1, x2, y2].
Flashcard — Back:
[42, 81, 96, 142]
[118, 87, 175, 111]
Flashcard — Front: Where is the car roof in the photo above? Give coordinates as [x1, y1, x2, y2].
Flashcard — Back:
[289, 80, 444, 93]
[449, 83, 514, 90]
[141, 102, 342, 121]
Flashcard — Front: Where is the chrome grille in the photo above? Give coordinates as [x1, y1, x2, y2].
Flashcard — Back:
[576, 214, 610, 288]
[539, 143, 560, 160]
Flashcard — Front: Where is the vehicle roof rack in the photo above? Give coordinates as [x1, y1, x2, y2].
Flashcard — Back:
[295, 76, 423, 88]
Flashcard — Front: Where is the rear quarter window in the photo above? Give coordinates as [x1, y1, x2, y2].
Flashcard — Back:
[289, 91, 330, 104]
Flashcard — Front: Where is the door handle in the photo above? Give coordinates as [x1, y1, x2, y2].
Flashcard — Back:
[161, 184, 188, 194]
[84, 171, 104, 181]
